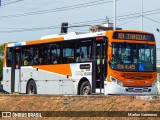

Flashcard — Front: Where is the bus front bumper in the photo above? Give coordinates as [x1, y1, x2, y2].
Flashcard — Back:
[104, 81, 158, 95]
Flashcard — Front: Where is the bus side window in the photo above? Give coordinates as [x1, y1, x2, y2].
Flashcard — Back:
[50, 43, 60, 64]
[6, 47, 13, 67]
[34, 44, 48, 65]
[21, 46, 35, 66]
[76, 39, 92, 63]
[62, 41, 75, 63]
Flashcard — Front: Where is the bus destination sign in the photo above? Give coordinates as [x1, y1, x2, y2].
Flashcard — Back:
[113, 32, 155, 41]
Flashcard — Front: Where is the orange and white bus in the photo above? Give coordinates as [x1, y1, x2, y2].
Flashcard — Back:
[2, 29, 158, 95]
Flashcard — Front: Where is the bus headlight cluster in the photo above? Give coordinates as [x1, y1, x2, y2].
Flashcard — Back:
[152, 80, 157, 87]
[110, 76, 123, 87]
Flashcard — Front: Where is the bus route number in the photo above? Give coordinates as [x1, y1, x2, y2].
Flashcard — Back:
[118, 33, 124, 39]
[117, 64, 136, 70]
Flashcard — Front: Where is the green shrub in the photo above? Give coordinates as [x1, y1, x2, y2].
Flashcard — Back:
[0, 44, 5, 81]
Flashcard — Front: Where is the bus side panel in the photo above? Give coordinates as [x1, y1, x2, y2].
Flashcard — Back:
[70, 63, 92, 94]
[45, 72, 60, 94]
[21, 67, 35, 93]
[20, 80, 27, 93]
[45, 81, 59, 94]
[32, 65, 63, 94]
[14, 69, 21, 92]
[36, 81, 46, 94]
[2, 68, 7, 91]
[61, 80, 77, 95]
[21, 63, 92, 95]
[2, 68, 11, 93]
[21, 66, 61, 94]
[59, 64, 77, 95]
[34, 69, 46, 94]
[21, 67, 46, 94]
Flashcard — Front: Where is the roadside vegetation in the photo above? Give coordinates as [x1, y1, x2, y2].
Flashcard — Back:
[0, 44, 5, 81]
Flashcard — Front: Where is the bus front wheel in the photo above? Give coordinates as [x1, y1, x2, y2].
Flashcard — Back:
[26, 80, 37, 94]
[80, 81, 91, 95]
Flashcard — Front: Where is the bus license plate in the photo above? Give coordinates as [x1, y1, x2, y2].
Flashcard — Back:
[134, 89, 143, 93]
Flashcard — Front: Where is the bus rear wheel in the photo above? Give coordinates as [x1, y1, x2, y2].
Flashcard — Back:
[26, 80, 37, 94]
[80, 81, 91, 95]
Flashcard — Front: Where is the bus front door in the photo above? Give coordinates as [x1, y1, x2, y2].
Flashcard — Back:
[92, 37, 107, 94]
[11, 47, 21, 93]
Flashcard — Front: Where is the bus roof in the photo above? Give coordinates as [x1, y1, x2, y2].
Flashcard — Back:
[6, 30, 154, 47]
[41, 31, 106, 40]
[7, 31, 106, 47]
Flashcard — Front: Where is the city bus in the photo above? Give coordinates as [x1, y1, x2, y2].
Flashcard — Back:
[2, 29, 158, 95]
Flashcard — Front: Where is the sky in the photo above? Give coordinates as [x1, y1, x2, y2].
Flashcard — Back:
[0, 0, 160, 59]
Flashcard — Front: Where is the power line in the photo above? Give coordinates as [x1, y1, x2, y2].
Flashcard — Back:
[0, 3, 159, 20]
[1, 0, 15, 3]
[0, 1, 159, 23]
[1, 4, 160, 33]
[1, 0, 25, 6]
[0, 25, 61, 33]
[0, 14, 156, 33]
[0, 12, 156, 33]
[0, 17, 108, 32]
[2, 0, 14, 1]
[144, 16, 160, 24]
[110, 8, 160, 21]
[0, 18, 137, 33]
[69, 10, 160, 27]
[118, 16, 140, 26]
[0, 0, 113, 19]
[0, 0, 159, 22]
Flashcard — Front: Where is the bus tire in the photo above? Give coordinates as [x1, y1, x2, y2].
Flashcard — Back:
[80, 81, 91, 95]
[26, 80, 37, 94]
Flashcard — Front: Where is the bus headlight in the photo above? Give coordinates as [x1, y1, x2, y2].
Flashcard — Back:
[117, 80, 123, 87]
[152, 80, 157, 87]
[111, 77, 116, 82]
[110, 76, 123, 87]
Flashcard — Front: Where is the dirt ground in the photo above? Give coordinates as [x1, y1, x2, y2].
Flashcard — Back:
[0, 95, 160, 120]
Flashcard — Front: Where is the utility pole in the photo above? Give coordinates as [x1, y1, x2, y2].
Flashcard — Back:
[113, 0, 116, 30]
[141, 0, 143, 31]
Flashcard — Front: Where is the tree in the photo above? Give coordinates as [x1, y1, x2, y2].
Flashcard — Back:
[0, 44, 5, 81]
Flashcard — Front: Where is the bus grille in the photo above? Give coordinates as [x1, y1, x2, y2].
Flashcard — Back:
[125, 87, 151, 93]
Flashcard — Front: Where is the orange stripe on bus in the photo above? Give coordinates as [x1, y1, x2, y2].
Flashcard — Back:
[26, 37, 64, 45]
[32, 64, 72, 77]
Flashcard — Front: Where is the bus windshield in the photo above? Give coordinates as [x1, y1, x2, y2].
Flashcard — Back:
[110, 43, 156, 72]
